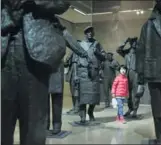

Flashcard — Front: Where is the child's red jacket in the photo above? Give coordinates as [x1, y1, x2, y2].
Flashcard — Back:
[111, 74, 129, 97]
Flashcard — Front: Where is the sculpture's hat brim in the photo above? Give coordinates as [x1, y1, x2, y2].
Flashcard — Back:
[84, 26, 94, 34]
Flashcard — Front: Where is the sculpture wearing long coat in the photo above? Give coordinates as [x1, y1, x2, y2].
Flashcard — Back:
[136, 4, 161, 143]
[1, 1, 87, 144]
[116, 38, 144, 118]
[65, 51, 80, 114]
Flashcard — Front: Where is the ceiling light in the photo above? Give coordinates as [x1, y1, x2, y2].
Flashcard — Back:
[73, 8, 86, 15]
[136, 11, 140, 15]
[140, 10, 144, 14]
[87, 12, 113, 15]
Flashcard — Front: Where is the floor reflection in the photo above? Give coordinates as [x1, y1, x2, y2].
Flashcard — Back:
[14, 103, 154, 144]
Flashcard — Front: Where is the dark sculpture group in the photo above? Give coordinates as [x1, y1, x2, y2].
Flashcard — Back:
[1, 0, 161, 144]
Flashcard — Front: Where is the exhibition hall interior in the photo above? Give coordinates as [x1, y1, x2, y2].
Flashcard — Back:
[2, 0, 161, 144]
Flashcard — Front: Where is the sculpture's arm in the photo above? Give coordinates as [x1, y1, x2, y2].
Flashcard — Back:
[63, 30, 88, 58]
[116, 38, 130, 57]
[94, 43, 106, 61]
[136, 24, 146, 85]
[64, 52, 73, 67]
[34, 0, 70, 15]
[1, 4, 15, 36]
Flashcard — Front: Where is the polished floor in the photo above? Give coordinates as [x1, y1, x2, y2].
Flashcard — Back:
[13, 95, 155, 144]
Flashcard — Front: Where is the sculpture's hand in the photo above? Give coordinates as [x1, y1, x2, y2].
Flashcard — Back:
[64, 61, 69, 67]
[136, 85, 144, 98]
[74, 76, 79, 84]
[82, 51, 88, 58]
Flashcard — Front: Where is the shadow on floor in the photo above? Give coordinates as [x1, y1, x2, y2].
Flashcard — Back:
[94, 107, 105, 112]
[95, 111, 152, 124]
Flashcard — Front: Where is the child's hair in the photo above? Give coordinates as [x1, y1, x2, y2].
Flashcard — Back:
[119, 65, 127, 72]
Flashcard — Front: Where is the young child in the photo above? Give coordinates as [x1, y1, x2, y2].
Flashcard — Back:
[111, 65, 129, 124]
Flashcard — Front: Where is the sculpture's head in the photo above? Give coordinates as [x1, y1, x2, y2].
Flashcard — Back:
[155, 0, 161, 11]
[106, 52, 113, 61]
[84, 26, 95, 40]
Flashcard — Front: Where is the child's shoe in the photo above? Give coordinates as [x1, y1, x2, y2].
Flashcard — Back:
[116, 116, 120, 122]
[120, 116, 127, 124]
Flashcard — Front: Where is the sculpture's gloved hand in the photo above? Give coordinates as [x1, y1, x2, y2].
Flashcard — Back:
[82, 51, 88, 58]
[64, 61, 69, 67]
[52, 17, 66, 31]
[136, 85, 144, 98]
[106, 53, 112, 61]
[74, 76, 79, 84]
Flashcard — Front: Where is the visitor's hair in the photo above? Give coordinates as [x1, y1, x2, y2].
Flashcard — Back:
[119, 65, 127, 72]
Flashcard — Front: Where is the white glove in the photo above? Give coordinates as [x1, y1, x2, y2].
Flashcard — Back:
[112, 98, 117, 109]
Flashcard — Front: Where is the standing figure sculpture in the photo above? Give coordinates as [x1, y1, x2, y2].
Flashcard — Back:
[1, 1, 87, 144]
[116, 37, 144, 118]
[136, 0, 161, 143]
[46, 20, 88, 134]
[47, 62, 64, 134]
[65, 50, 80, 115]
[102, 52, 120, 108]
[72, 26, 106, 124]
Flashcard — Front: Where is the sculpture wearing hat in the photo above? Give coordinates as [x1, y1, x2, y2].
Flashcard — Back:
[137, 0, 161, 143]
[116, 37, 144, 119]
[69, 26, 106, 125]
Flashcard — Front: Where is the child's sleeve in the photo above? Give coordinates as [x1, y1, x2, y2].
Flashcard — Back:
[111, 76, 119, 95]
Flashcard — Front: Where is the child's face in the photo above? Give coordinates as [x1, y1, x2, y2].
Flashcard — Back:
[120, 68, 126, 75]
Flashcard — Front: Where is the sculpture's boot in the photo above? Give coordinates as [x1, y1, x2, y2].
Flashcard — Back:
[79, 110, 86, 123]
[131, 109, 138, 118]
[52, 123, 62, 134]
[52, 93, 63, 133]
[73, 98, 79, 114]
[79, 104, 86, 123]
[124, 109, 132, 117]
[105, 102, 110, 108]
[88, 105, 95, 121]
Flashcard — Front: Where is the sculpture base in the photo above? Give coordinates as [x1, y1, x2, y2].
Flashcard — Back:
[125, 114, 143, 120]
[69, 121, 101, 127]
[141, 138, 160, 144]
[46, 130, 72, 139]
[65, 111, 79, 116]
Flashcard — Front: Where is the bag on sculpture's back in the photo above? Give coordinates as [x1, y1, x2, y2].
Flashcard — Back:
[1, 7, 14, 58]
[23, 12, 66, 70]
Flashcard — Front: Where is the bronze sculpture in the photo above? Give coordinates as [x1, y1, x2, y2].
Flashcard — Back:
[72, 26, 106, 124]
[136, 0, 161, 143]
[1, 0, 87, 144]
[65, 50, 80, 115]
[117, 37, 144, 118]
